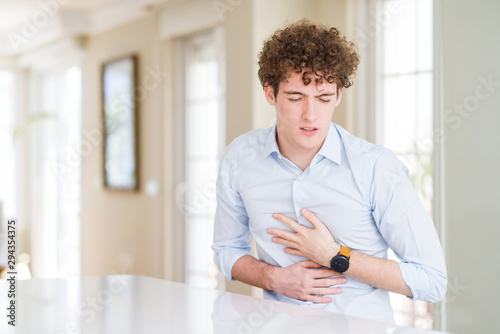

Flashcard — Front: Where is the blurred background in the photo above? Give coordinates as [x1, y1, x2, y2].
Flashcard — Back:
[0, 0, 498, 333]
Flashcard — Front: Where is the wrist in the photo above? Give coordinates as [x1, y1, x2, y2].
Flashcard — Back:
[322, 244, 341, 267]
[344, 249, 354, 275]
[264, 264, 279, 291]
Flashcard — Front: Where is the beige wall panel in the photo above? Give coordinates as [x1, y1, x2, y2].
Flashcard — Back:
[81, 14, 164, 278]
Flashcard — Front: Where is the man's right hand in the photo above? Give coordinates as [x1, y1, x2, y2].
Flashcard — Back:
[267, 260, 345, 303]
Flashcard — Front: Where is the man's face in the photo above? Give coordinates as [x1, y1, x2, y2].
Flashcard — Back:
[265, 71, 343, 158]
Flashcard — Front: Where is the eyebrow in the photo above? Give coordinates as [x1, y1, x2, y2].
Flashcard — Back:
[282, 91, 336, 97]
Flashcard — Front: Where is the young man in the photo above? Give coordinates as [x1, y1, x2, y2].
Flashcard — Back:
[212, 20, 447, 323]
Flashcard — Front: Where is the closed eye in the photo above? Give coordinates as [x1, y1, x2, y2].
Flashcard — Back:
[288, 98, 330, 103]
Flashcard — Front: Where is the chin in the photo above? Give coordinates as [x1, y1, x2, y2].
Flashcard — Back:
[298, 139, 322, 150]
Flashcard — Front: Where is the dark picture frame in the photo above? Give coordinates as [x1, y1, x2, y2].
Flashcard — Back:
[101, 55, 139, 191]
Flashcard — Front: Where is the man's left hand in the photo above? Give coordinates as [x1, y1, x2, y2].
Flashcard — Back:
[268, 208, 340, 268]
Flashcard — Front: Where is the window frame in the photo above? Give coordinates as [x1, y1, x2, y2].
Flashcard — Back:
[174, 26, 226, 289]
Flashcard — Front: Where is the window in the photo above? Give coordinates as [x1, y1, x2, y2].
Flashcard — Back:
[29, 66, 82, 278]
[376, 0, 435, 329]
[0, 70, 16, 260]
[181, 28, 225, 290]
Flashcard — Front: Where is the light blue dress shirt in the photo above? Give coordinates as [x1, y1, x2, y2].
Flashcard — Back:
[212, 122, 447, 323]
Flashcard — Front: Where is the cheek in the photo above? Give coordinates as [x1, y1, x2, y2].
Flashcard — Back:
[276, 104, 294, 123]
[280, 100, 303, 114]
[322, 105, 336, 119]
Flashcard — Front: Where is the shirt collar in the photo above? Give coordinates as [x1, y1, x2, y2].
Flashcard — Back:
[317, 123, 342, 165]
[261, 123, 342, 165]
[262, 125, 280, 158]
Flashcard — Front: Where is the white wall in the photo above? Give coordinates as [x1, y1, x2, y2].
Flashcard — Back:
[441, 0, 500, 332]
[224, 0, 254, 144]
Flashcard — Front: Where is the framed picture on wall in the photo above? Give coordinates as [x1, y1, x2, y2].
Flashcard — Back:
[101, 55, 139, 191]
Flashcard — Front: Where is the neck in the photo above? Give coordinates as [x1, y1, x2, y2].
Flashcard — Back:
[276, 134, 323, 172]
[288, 152, 317, 171]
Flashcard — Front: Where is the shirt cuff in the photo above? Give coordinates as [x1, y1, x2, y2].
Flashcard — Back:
[216, 248, 252, 281]
[398, 261, 447, 303]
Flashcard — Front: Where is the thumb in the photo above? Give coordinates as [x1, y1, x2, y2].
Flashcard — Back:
[300, 260, 323, 269]
[301, 208, 319, 228]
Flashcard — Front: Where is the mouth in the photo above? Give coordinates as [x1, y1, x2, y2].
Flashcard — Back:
[300, 127, 319, 135]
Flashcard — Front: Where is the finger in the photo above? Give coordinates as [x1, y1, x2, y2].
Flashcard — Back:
[272, 236, 297, 248]
[300, 208, 321, 228]
[298, 260, 323, 268]
[268, 228, 297, 242]
[311, 269, 341, 278]
[282, 247, 303, 257]
[309, 287, 343, 296]
[302, 295, 333, 304]
[314, 277, 347, 287]
[273, 213, 305, 232]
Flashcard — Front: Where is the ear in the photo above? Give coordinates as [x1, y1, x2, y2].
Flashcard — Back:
[335, 86, 343, 107]
[264, 85, 277, 106]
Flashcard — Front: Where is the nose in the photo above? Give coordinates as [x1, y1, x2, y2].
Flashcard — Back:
[301, 98, 318, 122]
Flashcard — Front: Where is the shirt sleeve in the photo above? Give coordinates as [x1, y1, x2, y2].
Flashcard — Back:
[370, 149, 448, 303]
[212, 143, 252, 281]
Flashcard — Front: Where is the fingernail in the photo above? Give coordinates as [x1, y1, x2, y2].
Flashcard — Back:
[342, 278, 347, 283]
[273, 213, 278, 218]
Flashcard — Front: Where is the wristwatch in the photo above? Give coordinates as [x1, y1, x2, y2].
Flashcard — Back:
[330, 245, 351, 274]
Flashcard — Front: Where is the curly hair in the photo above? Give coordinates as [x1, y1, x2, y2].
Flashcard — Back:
[258, 19, 359, 96]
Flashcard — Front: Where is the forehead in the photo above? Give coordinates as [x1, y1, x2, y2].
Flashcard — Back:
[279, 71, 337, 92]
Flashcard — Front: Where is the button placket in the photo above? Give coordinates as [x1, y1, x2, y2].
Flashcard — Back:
[293, 173, 311, 227]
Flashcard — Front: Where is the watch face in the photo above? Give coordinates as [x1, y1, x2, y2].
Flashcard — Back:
[331, 255, 349, 273]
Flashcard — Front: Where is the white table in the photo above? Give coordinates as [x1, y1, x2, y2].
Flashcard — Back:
[0, 275, 450, 333]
